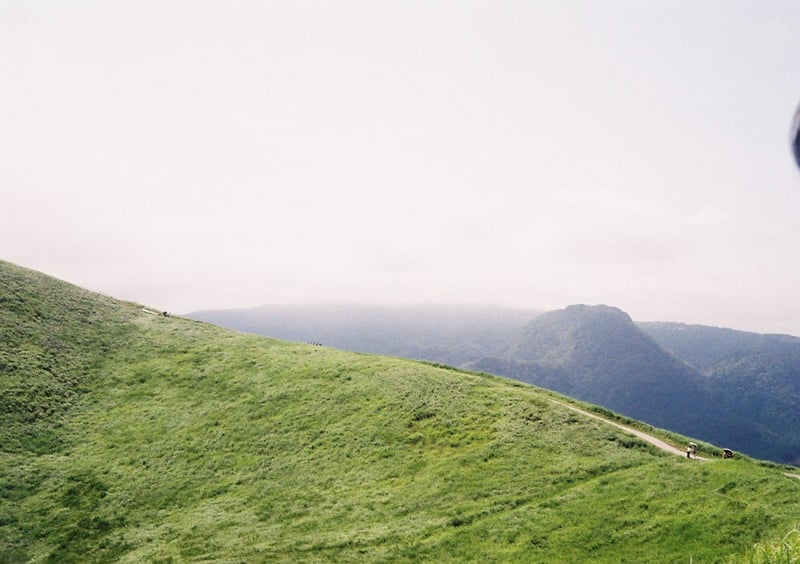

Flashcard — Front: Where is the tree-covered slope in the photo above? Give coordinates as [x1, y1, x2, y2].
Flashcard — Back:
[2, 261, 799, 562]
[641, 322, 800, 464]
[638, 322, 800, 372]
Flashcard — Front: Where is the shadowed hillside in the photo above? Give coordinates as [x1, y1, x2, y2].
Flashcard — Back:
[638, 322, 800, 371]
[641, 322, 800, 464]
[0, 261, 139, 456]
[2, 261, 799, 562]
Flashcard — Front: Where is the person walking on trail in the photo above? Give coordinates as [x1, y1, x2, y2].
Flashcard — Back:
[687, 445, 692, 459]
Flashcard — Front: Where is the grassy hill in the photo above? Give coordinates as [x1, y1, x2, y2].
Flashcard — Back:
[2, 260, 799, 562]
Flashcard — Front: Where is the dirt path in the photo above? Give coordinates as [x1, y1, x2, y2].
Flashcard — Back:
[550, 399, 800, 480]
[550, 399, 705, 459]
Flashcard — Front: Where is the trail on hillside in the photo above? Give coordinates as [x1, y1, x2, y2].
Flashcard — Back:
[553, 400, 799, 480]
[552, 400, 800, 481]
[550, 399, 705, 459]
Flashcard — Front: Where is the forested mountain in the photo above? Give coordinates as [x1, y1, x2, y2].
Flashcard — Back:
[638, 322, 800, 371]
[640, 322, 800, 464]
[469, 305, 710, 437]
[7, 259, 799, 561]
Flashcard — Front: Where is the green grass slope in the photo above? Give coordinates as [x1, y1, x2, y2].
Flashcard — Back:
[1, 260, 799, 562]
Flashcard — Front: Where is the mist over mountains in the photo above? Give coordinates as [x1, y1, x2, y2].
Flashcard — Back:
[188, 304, 539, 366]
[188, 303, 800, 464]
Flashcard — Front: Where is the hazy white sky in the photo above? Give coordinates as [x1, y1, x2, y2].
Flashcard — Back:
[3, 0, 800, 334]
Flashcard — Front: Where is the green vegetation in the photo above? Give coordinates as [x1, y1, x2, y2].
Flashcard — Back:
[0, 261, 138, 457]
[2, 260, 799, 562]
[729, 526, 800, 563]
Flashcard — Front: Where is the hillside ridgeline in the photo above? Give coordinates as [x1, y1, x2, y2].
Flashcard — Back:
[2, 260, 799, 561]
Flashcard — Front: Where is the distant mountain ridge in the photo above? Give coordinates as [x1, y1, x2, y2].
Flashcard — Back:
[187, 303, 539, 366]
[640, 322, 800, 464]
[638, 322, 800, 370]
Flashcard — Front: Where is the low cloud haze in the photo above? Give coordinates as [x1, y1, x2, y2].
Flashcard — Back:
[3, 1, 800, 334]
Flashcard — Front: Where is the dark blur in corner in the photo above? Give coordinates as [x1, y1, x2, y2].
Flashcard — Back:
[792, 104, 800, 169]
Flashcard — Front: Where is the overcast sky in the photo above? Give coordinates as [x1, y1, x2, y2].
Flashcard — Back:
[3, 0, 800, 334]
